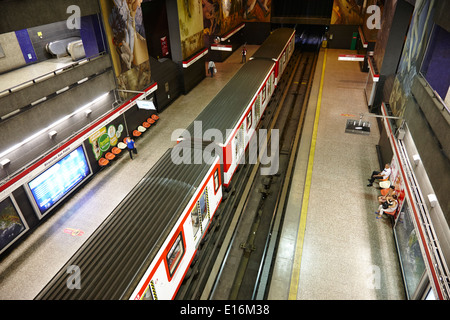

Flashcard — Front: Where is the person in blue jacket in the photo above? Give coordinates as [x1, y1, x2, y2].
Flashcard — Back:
[126, 137, 138, 160]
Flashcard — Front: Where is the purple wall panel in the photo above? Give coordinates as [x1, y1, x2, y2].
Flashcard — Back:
[15, 29, 37, 64]
[421, 25, 450, 99]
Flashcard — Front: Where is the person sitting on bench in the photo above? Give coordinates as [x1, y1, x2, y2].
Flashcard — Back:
[375, 194, 398, 219]
[367, 163, 391, 187]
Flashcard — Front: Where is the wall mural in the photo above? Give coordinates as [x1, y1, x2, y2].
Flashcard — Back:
[389, 0, 435, 118]
[331, 0, 365, 25]
[178, 0, 204, 60]
[202, 0, 271, 36]
[243, 0, 271, 22]
[100, 0, 151, 100]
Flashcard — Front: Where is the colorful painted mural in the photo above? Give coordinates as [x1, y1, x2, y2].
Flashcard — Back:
[178, 0, 204, 59]
[389, 0, 435, 118]
[243, 0, 271, 22]
[100, 0, 151, 100]
[202, 0, 271, 36]
[331, 0, 365, 25]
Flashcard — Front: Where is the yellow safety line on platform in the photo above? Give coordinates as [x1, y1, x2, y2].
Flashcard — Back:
[288, 49, 328, 300]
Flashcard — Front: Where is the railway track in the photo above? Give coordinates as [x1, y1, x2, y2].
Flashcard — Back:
[175, 47, 319, 300]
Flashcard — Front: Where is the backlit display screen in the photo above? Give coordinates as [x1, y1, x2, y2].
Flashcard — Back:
[27, 145, 92, 216]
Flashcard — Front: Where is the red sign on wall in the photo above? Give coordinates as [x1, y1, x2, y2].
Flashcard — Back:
[161, 36, 169, 56]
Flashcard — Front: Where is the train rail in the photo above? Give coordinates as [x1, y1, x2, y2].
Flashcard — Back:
[176, 47, 319, 300]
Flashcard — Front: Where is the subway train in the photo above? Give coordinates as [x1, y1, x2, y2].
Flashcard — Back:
[36, 28, 296, 300]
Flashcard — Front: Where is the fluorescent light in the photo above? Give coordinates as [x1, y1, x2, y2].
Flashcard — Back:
[56, 86, 70, 94]
[0, 92, 109, 159]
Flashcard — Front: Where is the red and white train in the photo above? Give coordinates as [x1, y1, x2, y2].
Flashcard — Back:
[36, 28, 296, 300]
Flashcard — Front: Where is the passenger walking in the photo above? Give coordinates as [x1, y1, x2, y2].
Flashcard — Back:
[126, 137, 138, 160]
[367, 163, 391, 186]
[241, 46, 247, 63]
[208, 60, 216, 77]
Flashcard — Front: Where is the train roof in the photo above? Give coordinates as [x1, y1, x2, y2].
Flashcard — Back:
[251, 28, 295, 61]
[182, 58, 275, 143]
[36, 144, 218, 300]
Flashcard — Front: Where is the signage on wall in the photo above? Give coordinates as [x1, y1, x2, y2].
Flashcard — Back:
[25, 145, 92, 218]
[88, 124, 124, 160]
[161, 36, 169, 57]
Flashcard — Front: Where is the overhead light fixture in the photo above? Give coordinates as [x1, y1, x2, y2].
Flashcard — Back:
[85, 109, 92, 117]
[48, 130, 57, 139]
[0, 92, 110, 159]
[0, 158, 10, 169]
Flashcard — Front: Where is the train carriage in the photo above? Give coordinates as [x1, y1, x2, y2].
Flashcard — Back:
[37, 28, 295, 300]
[36, 143, 223, 300]
[250, 28, 296, 85]
[179, 28, 295, 188]
[179, 58, 277, 188]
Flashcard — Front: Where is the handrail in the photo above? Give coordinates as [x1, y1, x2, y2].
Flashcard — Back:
[0, 52, 106, 97]
[397, 135, 450, 300]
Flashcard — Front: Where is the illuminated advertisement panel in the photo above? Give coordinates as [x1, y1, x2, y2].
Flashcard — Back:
[26, 145, 92, 218]
[0, 195, 29, 254]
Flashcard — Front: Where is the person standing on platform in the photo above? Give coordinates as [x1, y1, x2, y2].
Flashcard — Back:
[126, 136, 138, 160]
[241, 46, 247, 63]
[367, 163, 391, 186]
[208, 60, 216, 77]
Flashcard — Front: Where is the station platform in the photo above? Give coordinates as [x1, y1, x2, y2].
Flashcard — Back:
[268, 48, 406, 300]
[0, 46, 406, 300]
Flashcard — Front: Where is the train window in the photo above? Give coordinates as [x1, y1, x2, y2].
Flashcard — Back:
[166, 232, 185, 277]
[262, 85, 266, 103]
[246, 110, 252, 130]
[213, 169, 220, 193]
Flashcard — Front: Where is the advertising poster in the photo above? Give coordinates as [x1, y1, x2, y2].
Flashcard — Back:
[26, 145, 92, 216]
[88, 123, 125, 161]
[394, 200, 427, 298]
[0, 196, 27, 254]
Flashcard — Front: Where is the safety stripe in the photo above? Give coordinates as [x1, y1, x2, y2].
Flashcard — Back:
[150, 280, 158, 300]
[288, 49, 328, 300]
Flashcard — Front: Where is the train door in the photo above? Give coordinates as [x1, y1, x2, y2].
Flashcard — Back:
[234, 123, 244, 164]
[269, 72, 274, 93]
[255, 93, 261, 122]
[190, 188, 211, 247]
